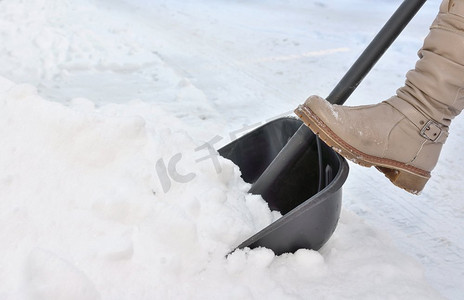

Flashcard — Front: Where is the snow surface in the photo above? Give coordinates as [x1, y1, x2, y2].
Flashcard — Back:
[0, 0, 462, 299]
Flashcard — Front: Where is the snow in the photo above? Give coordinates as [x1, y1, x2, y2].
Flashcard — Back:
[0, 0, 462, 299]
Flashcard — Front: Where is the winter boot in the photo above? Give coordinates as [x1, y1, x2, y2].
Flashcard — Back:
[294, 0, 464, 194]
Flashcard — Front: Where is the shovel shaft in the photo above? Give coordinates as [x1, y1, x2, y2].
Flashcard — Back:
[327, 0, 428, 105]
[249, 0, 427, 197]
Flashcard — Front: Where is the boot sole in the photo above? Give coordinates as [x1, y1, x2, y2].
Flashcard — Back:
[294, 105, 430, 194]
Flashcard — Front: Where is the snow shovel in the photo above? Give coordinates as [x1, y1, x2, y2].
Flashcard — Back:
[219, 0, 427, 255]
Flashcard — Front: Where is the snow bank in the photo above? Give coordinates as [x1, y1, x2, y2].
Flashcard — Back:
[0, 77, 442, 299]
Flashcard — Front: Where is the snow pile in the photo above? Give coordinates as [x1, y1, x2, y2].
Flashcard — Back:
[0, 77, 442, 299]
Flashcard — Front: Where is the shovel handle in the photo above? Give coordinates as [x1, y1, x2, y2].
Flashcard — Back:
[249, 0, 427, 198]
[327, 0, 427, 105]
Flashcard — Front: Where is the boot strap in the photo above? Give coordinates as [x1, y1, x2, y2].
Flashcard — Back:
[386, 97, 448, 144]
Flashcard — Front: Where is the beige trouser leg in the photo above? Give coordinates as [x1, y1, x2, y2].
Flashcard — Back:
[294, 0, 464, 194]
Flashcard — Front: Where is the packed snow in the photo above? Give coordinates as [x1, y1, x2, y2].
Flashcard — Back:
[1, 0, 462, 299]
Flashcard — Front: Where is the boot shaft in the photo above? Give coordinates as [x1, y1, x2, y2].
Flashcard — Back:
[396, 0, 464, 127]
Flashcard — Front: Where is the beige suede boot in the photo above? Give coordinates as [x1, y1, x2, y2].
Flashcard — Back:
[294, 0, 464, 194]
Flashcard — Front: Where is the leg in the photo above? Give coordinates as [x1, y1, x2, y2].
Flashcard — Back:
[295, 0, 464, 194]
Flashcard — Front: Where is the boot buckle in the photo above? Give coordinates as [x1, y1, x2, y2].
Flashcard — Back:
[420, 120, 443, 142]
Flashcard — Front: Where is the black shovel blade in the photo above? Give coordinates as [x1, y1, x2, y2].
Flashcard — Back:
[218, 117, 349, 255]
